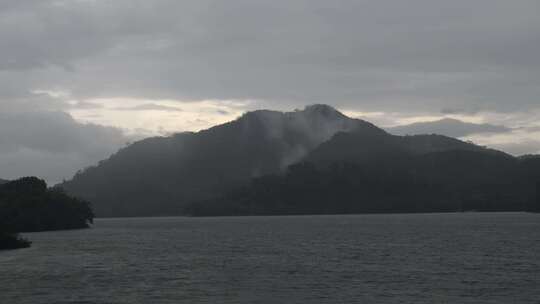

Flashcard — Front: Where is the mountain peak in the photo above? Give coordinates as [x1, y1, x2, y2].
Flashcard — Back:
[301, 104, 346, 119]
[242, 104, 345, 120]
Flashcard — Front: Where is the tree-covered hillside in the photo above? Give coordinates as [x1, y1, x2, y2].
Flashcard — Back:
[59, 105, 539, 217]
[61, 105, 385, 217]
[186, 134, 539, 216]
[0, 177, 94, 233]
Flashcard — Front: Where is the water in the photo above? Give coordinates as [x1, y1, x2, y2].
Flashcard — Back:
[1, 213, 539, 304]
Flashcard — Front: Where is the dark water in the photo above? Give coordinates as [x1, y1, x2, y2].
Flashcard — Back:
[1, 213, 539, 304]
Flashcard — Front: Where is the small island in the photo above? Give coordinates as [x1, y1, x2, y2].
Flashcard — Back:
[0, 177, 94, 250]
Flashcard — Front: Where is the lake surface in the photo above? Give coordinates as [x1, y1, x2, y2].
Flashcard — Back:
[1, 213, 539, 303]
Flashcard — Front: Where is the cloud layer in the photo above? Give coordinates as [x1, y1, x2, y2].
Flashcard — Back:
[2, 0, 540, 112]
[387, 118, 511, 138]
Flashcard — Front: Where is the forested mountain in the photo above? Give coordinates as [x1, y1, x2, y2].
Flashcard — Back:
[186, 135, 537, 216]
[61, 105, 385, 217]
[60, 105, 539, 217]
[304, 129, 504, 166]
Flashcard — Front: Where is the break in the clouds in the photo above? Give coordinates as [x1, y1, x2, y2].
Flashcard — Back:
[112, 103, 183, 112]
[1, 0, 540, 181]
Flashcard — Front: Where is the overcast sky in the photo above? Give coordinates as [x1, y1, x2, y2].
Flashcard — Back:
[1, 0, 540, 183]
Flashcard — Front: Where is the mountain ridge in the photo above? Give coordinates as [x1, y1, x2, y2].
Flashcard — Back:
[60, 105, 535, 217]
[61, 105, 383, 216]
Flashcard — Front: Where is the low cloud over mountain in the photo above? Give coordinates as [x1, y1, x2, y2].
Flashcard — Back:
[387, 118, 511, 138]
[61, 105, 526, 217]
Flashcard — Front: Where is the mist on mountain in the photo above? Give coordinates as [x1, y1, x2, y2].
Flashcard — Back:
[61, 105, 383, 216]
[60, 105, 539, 217]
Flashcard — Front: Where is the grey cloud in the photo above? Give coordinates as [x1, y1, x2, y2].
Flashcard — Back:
[72, 101, 103, 109]
[491, 141, 540, 156]
[0, 111, 129, 183]
[0, 0, 539, 113]
[387, 118, 512, 138]
[440, 108, 481, 115]
[112, 103, 183, 112]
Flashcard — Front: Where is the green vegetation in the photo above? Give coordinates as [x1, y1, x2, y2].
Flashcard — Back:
[0, 177, 94, 250]
[186, 135, 540, 216]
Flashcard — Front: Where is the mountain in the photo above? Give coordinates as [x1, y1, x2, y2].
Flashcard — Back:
[61, 104, 536, 217]
[304, 130, 505, 166]
[186, 132, 534, 216]
[387, 118, 510, 138]
[518, 156, 540, 212]
[61, 105, 385, 217]
[0, 179, 8, 185]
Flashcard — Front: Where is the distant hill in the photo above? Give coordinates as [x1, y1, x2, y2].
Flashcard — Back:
[61, 105, 538, 217]
[61, 105, 385, 217]
[387, 118, 510, 138]
[0, 179, 8, 185]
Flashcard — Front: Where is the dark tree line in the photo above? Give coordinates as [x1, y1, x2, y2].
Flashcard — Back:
[0, 177, 94, 250]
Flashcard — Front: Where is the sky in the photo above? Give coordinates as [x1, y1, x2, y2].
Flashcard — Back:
[1, 0, 540, 183]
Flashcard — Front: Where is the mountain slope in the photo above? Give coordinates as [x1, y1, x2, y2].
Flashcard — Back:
[61, 105, 384, 217]
[186, 134, 531, 216]
[62, 104, 527, 217]
[305, 130, 508, 166]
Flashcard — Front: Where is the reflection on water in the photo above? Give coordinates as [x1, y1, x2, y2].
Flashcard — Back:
[1, 213, 539, 304]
